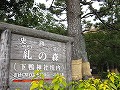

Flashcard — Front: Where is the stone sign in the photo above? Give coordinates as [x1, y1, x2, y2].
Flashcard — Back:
[0, 22, 73, 90]
[9, 34, 67, 89]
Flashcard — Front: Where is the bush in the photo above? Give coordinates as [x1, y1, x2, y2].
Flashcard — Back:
[30, 70, 120, 90]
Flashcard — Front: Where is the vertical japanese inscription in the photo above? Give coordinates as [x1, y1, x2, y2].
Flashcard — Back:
[20, 37, 32, 60]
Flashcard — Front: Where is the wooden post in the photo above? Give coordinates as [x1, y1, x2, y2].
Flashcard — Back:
[66, 42, 72, 82]
[0, 30, 11, 90]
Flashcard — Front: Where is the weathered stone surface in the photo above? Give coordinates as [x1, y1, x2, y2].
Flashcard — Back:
[0, 30, 11, 90]
[0, 22, 73, 90]
[0, 22, 73, 43]
[10, 34, 66, 62]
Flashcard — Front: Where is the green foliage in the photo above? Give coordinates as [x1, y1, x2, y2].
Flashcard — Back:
[30, 70, 45, 90]
[85, 30, 120, 73]
[94, 0, 120, 30]
[30, 70, 120, 90]
[0, 0, 67, 35]
[51, 74, 67, 90]
[48, 0, 66, 16]
[30, 70, 67, 90]
[0, 0, 34, 22]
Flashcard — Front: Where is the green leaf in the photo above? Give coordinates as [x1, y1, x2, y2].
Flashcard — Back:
[40, 73, 45, 79]
[39, 89, 43, 90]
[39, 80, 44, 87]
[117, 83, 120, 88]
[110, 76, 115, 83]
[61, 80, 67, 87]
[54, 83, 59, 90]
[52, 78, 58, 84]
[59, 77, 62, 83]
[109, 83, 117, 90]
[34, 70, 39, 74]
[78, 82, 84, 88]
[30, 81, 38, 90]
[90, 85, 96, 90]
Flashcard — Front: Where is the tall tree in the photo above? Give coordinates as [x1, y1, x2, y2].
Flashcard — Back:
[48, 0, 92, 78]
[66, 0, 88, 61]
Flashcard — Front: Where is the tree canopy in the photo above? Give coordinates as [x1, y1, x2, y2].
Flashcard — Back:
[85, 0, 120, 74]
[0, 0, 67, 35]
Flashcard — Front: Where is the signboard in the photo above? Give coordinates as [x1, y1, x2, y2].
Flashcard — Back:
[9, 34, 67, 89]
[0, 22, 73, 90]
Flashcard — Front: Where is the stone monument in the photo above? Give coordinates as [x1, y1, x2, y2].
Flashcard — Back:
[0, 22, 73, 90]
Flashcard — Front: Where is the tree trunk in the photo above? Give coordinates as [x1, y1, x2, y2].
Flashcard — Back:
[66, 0, 88, 61]
[66, 0, 91, 80]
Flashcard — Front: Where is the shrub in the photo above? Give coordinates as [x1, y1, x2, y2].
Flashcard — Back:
[30, 70, 120, 90]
